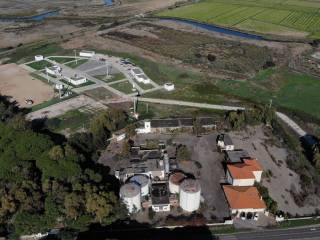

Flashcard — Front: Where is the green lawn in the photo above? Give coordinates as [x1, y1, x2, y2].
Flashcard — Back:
[48, 57, 76, 64]
[279, 218, 320, 228]
[27, 60, 52, 70]
[217, 69, 320, 119]
[31, 94, 76, 112]
[46, 109, 93, 133]
[110, 80, 135, 94]
[65, 59, 88, 69]
[157, 0, 320, 38]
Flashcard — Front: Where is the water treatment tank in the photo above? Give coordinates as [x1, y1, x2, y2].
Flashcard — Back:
[169, 172, 186, 194]
[120, 182, 141, 213]
[180, 179, 201, 212]
[130, 174, 150, 197]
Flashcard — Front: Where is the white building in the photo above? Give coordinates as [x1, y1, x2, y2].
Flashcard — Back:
[34, 55, 44, 61]
[164, 83, 175, 91]
[45, 65, 62, 76]
[130, 68, 150, 84]
[64, 75, 87, 86]
[226, 158, 263, 186]
[223, 185, 267, 217]
[79, 50, 95, 58]
[217, 134, 234, 151]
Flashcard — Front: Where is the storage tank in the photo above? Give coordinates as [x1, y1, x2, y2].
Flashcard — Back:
[120, 183, 141, 213]
[180, 179, 201, 212]
[130, 174, 150, 197]
[169, 172, 186, 194]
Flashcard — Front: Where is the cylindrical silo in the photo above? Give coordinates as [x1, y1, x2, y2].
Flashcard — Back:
[169, 172, 186, 194]
[120, 182, 141, 213]
[179, 179, 201, 212]
[130, 174, 150, 197]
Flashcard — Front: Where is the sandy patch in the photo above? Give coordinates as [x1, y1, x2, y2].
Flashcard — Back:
[0, 63, 54, 107]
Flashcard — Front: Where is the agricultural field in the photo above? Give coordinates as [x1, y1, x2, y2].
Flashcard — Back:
[157, 0, 320, 38]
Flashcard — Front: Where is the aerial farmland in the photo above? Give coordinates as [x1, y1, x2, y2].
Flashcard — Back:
[157, 0, 320, 38]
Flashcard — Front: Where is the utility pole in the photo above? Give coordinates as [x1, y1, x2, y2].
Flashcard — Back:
[269, 99, 273, 108]
[46, 72, 49, 83]
[74, 50, 77, 65]
[133, 97, 137, 116]
[146, 103, 149, 114]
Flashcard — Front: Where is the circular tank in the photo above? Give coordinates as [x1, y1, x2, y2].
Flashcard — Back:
[179, 179, 201, 212]
[120, 183, 141, 213]
[130, 174, 150, 196]
[169, 172, 186, 194]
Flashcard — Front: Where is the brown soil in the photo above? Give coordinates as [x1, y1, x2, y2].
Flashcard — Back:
[0, 64, 54, 107]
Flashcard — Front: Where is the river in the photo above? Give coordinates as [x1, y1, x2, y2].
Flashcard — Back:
[160, 18, 265, 41]
[0, 10, 60, 22]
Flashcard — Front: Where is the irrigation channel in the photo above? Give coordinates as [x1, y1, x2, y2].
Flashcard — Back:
[159, 18, 265, 40]
[0, 10, 60, 22]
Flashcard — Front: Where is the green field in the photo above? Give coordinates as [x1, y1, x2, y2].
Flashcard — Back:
[158, 0, 320, 38]
[109, 80, 135, 94]
[48, 57, 76, 64]
[27, 60, 52, 70]
[217, 69, 320, 119]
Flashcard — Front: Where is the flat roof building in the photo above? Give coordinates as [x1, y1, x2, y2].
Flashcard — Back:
[225, 150, 250, 164]
[151, 182, 170, 212]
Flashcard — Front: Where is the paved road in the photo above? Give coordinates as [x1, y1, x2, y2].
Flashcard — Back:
[219, 226, 320, 240]
[276, 111, 306, 136]
[137, 97, 245, 111]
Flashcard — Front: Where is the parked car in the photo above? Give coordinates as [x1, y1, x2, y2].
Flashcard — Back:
[240, 212, 246, 220]
[247, 212, 253, 220]
[253, 213, 259, 221]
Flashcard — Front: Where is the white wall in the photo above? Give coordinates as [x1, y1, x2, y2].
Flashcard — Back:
[253, 170, 262, 182]
[226, 170, 255, 186]
[231, 208, 265, 215]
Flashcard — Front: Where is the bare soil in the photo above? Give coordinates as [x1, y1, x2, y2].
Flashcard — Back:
[0, 63, 54, 107]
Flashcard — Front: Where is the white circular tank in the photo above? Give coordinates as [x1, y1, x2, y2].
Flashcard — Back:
[130, 174, 150, 197]
[179, 179, 201, 212]
[120, 183, 141, 213]
[169, 172, 186, 194]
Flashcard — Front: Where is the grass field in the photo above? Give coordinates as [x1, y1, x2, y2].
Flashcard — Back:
[109, 80, 135, 94]
[217, 69, 320, 119]
[65, 59, 88, 69]
[27, 60, 52, 70]
[158, 0, 320, 38]
[48, 57, 76, 64]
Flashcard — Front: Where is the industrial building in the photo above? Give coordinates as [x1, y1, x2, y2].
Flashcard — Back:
[117, 143, 201, 214]
[45, 65, 62, 77]
[136, 117, 217, 134]
[64, 75, 87, 86]
[130, 68, 151, 84]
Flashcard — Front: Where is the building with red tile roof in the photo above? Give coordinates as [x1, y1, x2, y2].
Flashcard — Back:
[223, 185, 266, 216]
[226, 158, 263, 186]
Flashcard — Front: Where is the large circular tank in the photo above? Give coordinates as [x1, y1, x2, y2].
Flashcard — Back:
[179, 179, 201, 212]
[130, 174, 150, 196]
[169, 172, 186, 194]
[120, 183, 141, 213]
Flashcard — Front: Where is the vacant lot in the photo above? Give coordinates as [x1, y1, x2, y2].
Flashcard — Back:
[0, 63, 54, 107]
[158, 0, 320, 38]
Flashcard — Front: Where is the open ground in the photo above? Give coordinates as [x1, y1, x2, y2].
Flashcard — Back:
[0, 63, 54, 107]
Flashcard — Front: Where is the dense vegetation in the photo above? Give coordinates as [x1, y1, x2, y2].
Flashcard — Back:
[158, 0, 320, 38]
[0, 96, 127, 238]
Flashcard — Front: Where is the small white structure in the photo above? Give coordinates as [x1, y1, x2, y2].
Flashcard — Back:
[180, 179, 201, 212]
[130, 174, 150, 197]
[120, 183, 141, 213]
[35, 55, 44, 61]
[136, 121, 151, 134]
[130, 68, 150, 84]
[64, 75, 87, 86]
[164, 83, 175, 91]
[217, 134, 234, 151]
[226, 158, 263, 187]
[79, 50, 95, 58]
[55, 84, 64, 90]
[169, 172, 186, 194]
[45, 65, 62, 76]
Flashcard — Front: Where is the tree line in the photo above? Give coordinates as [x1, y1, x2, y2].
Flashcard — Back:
[0, 96, 128, 239]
